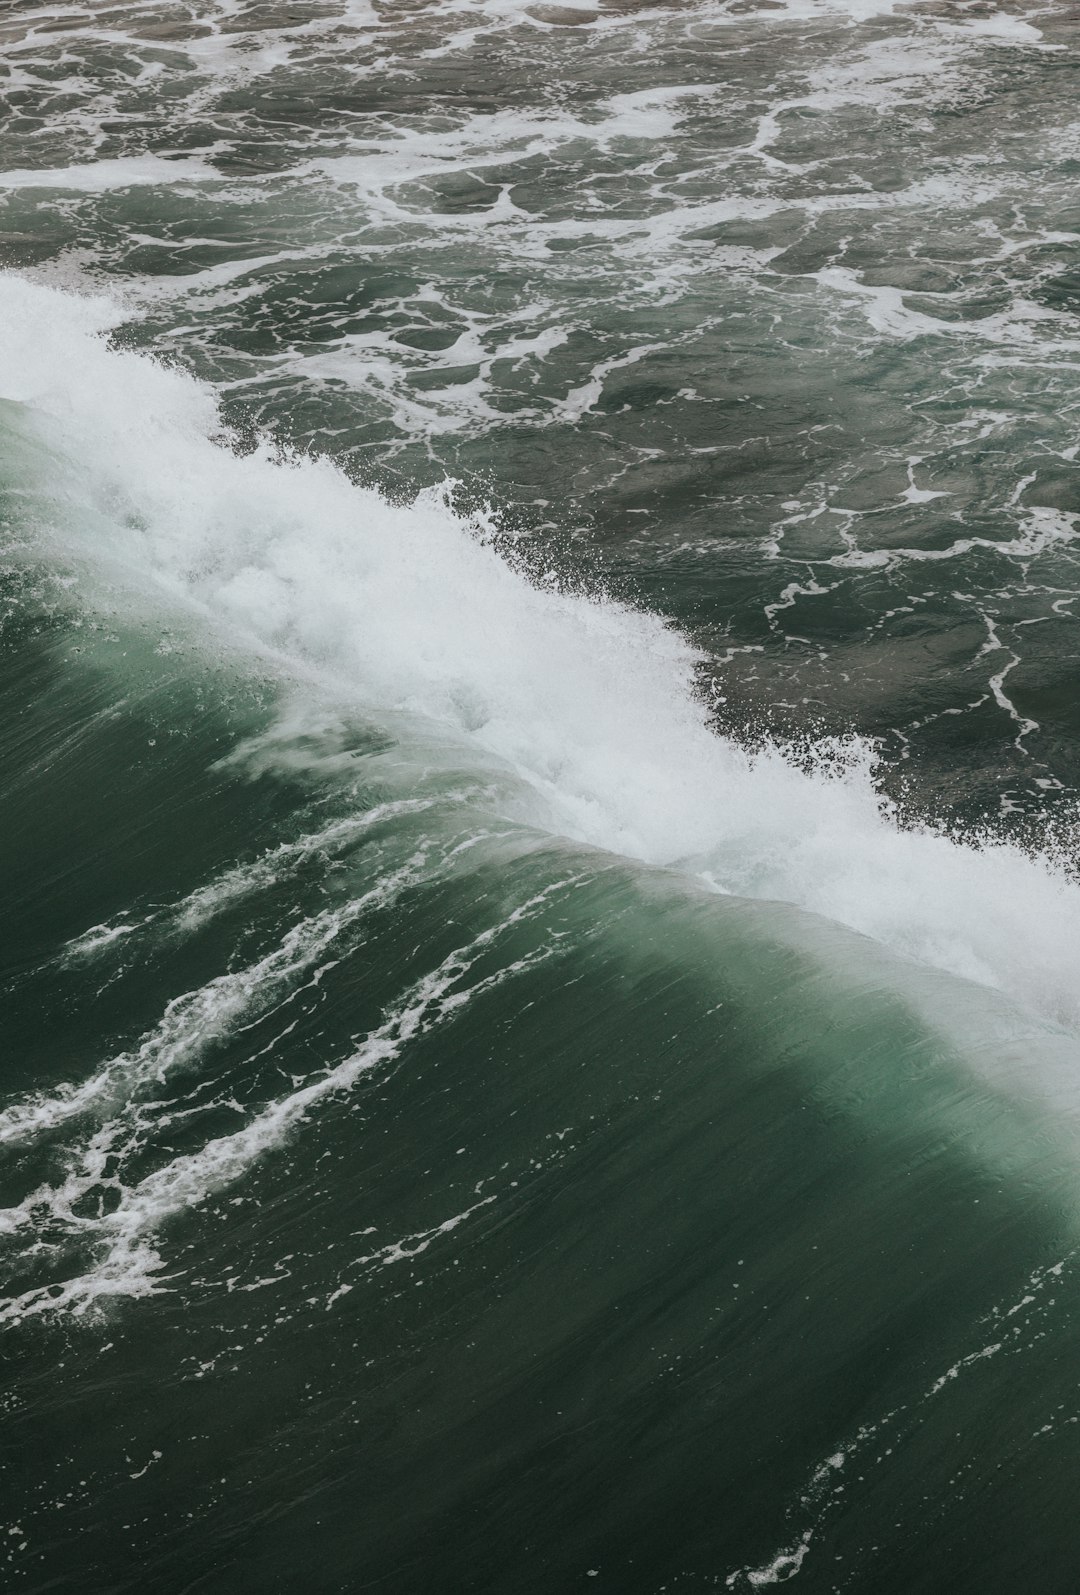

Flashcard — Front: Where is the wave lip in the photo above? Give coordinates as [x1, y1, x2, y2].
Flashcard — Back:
[2, 274, 1080, 1039]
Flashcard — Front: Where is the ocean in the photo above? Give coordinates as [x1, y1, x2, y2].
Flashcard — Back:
[3, 0, 1080, 1589]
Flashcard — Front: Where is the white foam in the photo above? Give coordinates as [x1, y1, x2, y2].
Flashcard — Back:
[61, 795, 444, 961]
[290, 85, 701, 216]
[0, 860, 422, 1152]
[824, 504, 1080, 573]
[0, 156, 221, 194]
[815, 265, 1080, 351]
[4, 275, 1080, 1038]
[727, 1532, 814, 1589]
[0, 883, 565, 1321]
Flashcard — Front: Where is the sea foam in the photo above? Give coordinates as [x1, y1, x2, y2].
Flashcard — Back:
[2, 274, 1080, 1032]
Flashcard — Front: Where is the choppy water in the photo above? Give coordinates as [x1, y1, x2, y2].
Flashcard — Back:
[3, 1, 1080, 1590]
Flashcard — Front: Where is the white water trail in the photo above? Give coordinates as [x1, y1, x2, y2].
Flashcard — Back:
[0, 859, 423, 1150]
[61, 796, 443, 962]
[0, 882, 567, 1322]
[3, 275, 1080, 1032]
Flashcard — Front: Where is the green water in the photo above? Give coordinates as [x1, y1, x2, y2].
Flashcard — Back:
[3, 1, 1080, 1590]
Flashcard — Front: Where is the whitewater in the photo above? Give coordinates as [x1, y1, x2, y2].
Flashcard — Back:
[4, 273, 1080, 1030]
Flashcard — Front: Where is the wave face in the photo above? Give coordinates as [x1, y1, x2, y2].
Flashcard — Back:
[4, 3, 1080, 1593]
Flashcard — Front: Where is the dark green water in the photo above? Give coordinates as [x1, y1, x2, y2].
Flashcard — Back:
[4, 1, 1080, 1590]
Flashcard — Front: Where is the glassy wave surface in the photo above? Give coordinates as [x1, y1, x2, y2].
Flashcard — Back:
[3, 2, 1080, 1591]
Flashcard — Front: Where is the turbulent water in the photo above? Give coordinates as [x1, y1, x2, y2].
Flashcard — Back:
[3, 0, 1080, 1589]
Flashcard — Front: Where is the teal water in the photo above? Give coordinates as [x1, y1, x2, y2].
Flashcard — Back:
[4, 1, 1080, 1590]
